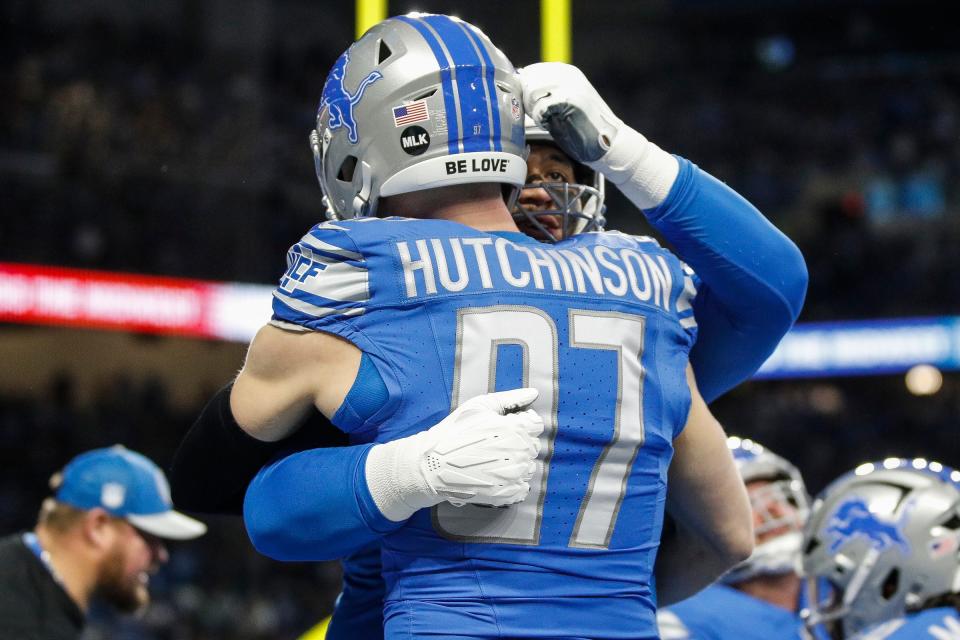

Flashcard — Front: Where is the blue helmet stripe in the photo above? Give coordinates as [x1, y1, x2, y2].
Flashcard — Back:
[421, 15, 492, 153]
[456, 20, 502, 152]
[394, 16, 460, 154]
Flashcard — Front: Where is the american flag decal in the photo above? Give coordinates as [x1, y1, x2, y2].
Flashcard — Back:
[392, 100, 429, 127]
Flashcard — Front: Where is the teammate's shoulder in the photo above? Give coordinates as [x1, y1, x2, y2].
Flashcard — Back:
[571, 229, 663, 244]
[293, 217, 418, 254]
[852, 608, 960, 639]
[561, 229, 667, 252]
[656, 609, 692, 640]
[301, 216, 394, 242]
[294, 220, 367, 257]
[900, 607, 960, 636]
[272, 220, 374, 328]
[305, 216, 477, 244]
[659, 586, 749, 639]
[663, 584, 737, 618]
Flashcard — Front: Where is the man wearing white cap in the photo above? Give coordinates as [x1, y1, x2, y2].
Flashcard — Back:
[0, 445, 206, 640]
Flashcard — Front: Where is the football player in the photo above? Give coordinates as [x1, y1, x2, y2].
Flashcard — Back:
[236, 13, 753, 639]
[658, 437, 812, 639]
[801, 458, 960, 640]
[171, 14, 809, 640]
[514, 116, 607, 243]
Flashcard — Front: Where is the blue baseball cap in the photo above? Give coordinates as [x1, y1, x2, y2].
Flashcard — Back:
[54, 445, 206, 540]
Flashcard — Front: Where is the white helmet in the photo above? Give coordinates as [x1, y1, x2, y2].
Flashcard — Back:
[802, 459, 960, 639]
[722, 436, 810, 584]
[514, 116, 606, 241]
[310, 13, 528, 219]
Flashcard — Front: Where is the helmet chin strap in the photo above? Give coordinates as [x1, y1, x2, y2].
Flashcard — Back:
[312, 128, 341, 221]
[352, 161, 374, 217]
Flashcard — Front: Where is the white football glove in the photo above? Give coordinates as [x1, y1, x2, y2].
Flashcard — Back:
[520, 62, 679, 209]
[365, 388, 544, 521]
[520, 62, 625, 163]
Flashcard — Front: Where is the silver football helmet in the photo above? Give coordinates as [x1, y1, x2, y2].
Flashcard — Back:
[514, 116, 606, 241]
[722, 436, 810, 584]
[310, 13, 527, 219]
[802, 458, 960, 639]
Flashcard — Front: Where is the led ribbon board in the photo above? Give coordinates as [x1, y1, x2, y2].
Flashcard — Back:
[2, 263, 957, 377]
[756, 316, 960, 378]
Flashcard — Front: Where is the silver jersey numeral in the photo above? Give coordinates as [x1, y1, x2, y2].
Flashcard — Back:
[568, 310, 645, 549]
[434, 306, 646, 550]
[434, 306, 559, 544]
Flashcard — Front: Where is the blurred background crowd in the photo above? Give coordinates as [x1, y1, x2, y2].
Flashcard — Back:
[1, 0, 957, 638]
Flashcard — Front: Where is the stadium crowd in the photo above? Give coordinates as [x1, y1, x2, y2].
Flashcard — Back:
[2, 5, 959, 321]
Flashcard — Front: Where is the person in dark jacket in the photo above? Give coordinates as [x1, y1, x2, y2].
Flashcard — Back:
[0, 445, 206, 640]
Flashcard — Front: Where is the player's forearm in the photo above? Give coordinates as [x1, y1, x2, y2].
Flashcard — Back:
[243, 388, 543, 560]
[169, 384, 349, 515]
[594, 123, 807, 334]
[642, 157, 808, 401]
[521, 62, 807, 402]
[602, 141, 807, 401]
[655, 518, 745, 606]
[243, 445, 404, 561]
[656, 369, 754, 605]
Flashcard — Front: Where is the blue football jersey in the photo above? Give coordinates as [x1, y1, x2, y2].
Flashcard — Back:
[272, 218, 699, 640]
[325, 544, 385, 640]
[658, 584, 807, 639]
[849, 608, 960, 640]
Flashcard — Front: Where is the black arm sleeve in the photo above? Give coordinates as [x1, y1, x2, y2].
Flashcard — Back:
[169, 383, 348, 515]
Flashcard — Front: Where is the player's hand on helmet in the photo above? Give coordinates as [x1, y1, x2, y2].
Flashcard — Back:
[521, 62, 679, 211]
[365, 388, 544, 521]
[520, 62, 625, 164]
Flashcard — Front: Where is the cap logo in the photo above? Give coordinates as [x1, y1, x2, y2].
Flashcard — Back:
[319, 50, 383, 144]
[101, 482, 126, 509]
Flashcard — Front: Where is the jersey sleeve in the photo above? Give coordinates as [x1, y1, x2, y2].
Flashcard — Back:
[243, 444, 404, 561]
[643, 157, 808, 402]
[592, 231, 700, 343]
[851, 610, 960, 640]
[270, 222, 370, 335]
[326, 544, 386, 640]
[676, 261, 700, 342]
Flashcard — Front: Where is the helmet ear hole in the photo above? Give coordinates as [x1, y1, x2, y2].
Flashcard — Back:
[881, 568, 899, 600]
[338, 156, 359, 182]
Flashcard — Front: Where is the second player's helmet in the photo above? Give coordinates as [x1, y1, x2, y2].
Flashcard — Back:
[802, 459, 960, 639]
[515, 116, 606, 241]
[722, 437, 810, 584]
[311, 13, 527, 219]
